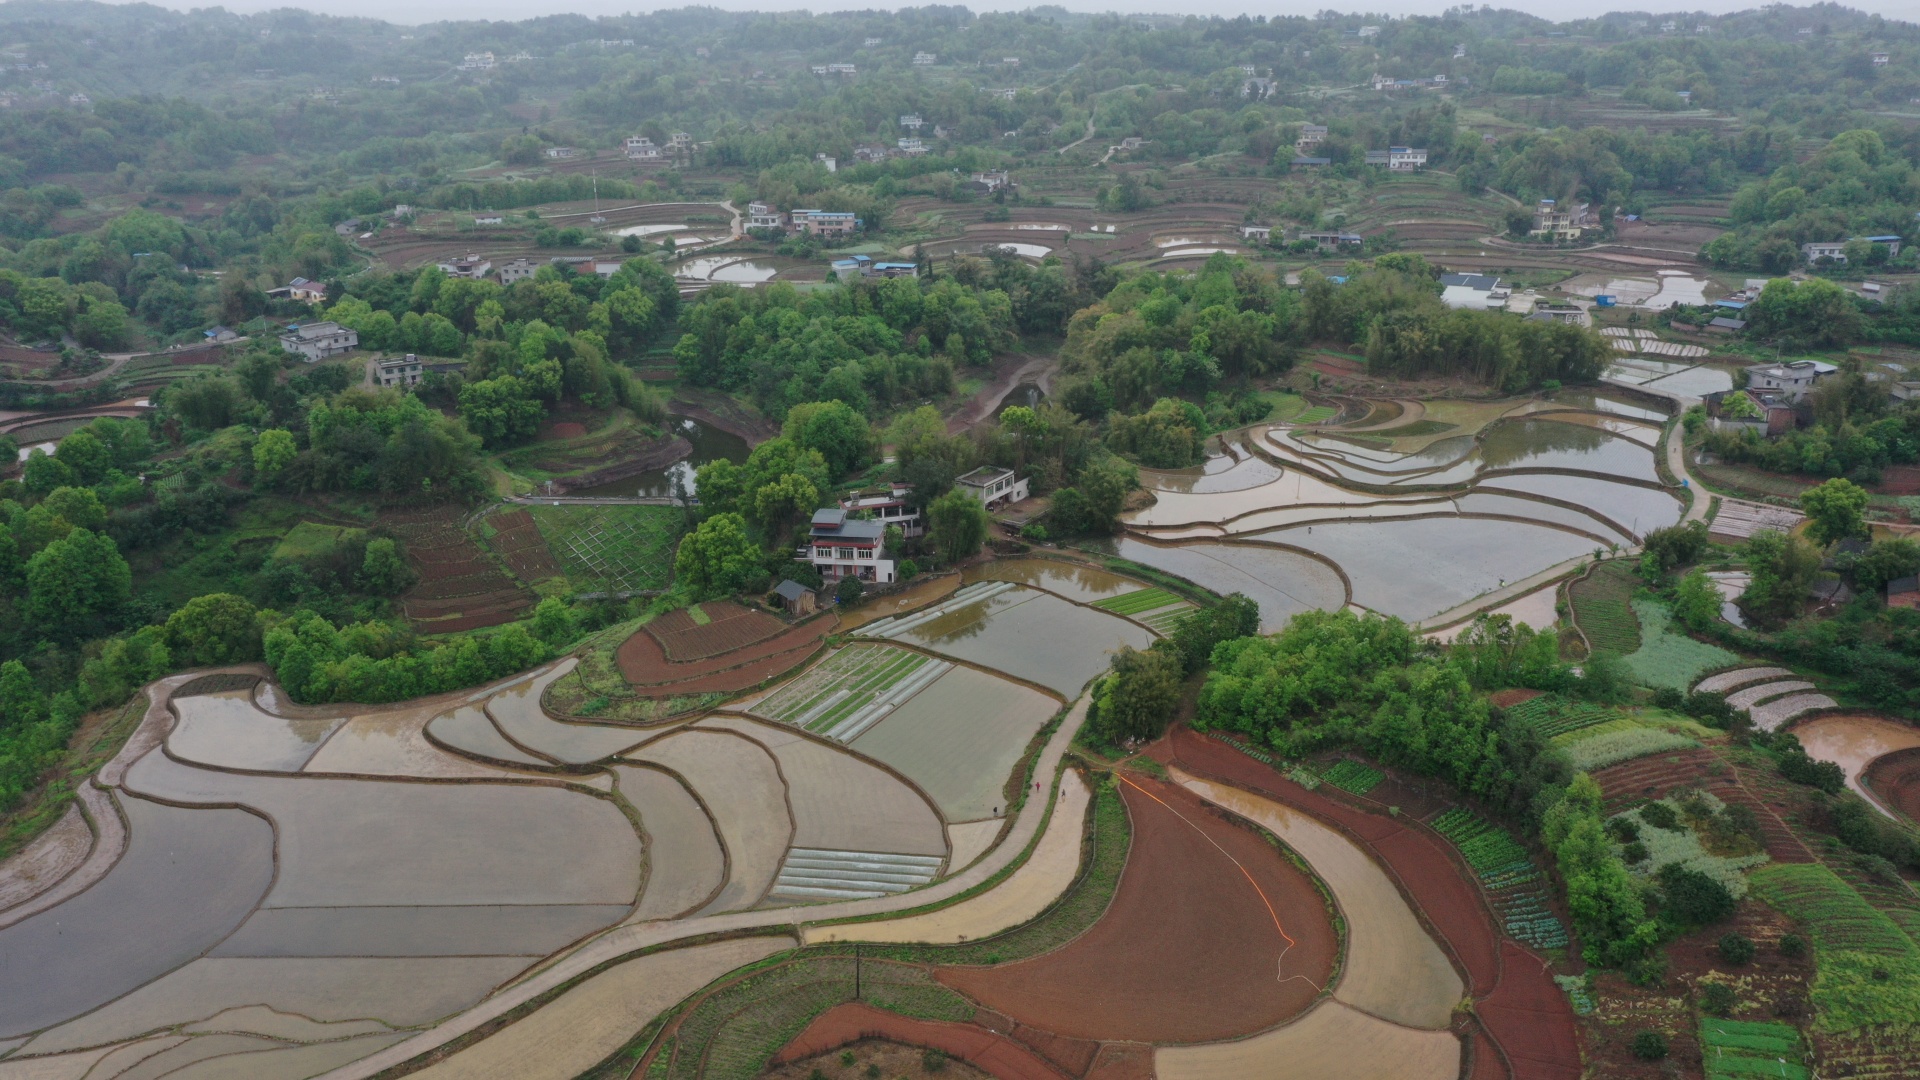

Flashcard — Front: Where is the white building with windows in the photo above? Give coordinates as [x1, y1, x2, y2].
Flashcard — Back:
[801, 509, 895, 584]
[955, 466, 1028, 510]
[375, 354, 425, 388]
[1747, 359, 1837, 401]
[624, 136, 660, 160]
[279, 321, 358, 362]
[840, 483, 924, 538]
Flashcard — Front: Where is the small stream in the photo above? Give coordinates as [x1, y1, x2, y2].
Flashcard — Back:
[566, 415, 748, 499]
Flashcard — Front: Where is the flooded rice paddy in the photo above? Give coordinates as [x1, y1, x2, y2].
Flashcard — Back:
[1122, 396, 1685, 624]
[885, 584, 1154, 696]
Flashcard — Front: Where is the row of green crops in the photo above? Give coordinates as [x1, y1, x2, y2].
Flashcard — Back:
[1431, 807, 1569, 950]
[1090, 587, 1182, 616]
[1505, 694, 1620, 739]
[1748, 863, 1920, 1031]
[1569, 562, 1642, 655]
[1700, 1018, 1807, 1080]
[1319, 759, 1383, 796]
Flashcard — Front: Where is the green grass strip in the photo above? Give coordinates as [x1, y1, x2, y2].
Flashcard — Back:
[1091, 587, 1182, 616]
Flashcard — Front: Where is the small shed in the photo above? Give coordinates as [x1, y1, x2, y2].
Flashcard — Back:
[773, 579, 817, 617]
[1889, 575, 1920, 610]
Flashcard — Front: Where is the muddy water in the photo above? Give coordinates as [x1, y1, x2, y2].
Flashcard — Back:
[567, 415, 747, 499]
[1788, 714, 1920, 816]
[1106, 538, 1347, 632]
[1141, 451, 1284, 494]
[1478, 419, 1659, 481]
[964, 559, 1143, 602]
[1546, 391, 1669, 422]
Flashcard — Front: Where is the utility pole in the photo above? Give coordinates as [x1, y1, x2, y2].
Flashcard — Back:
[853, 943, 862, 1000]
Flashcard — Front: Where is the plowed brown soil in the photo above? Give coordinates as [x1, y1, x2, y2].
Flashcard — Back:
[1866, 747, 1920, 825]
[1161, 728, 1581, 1080]
[936, 775, 1337, 1044]
[645, 601, 784, 661]
[614, 614, 834, 696]
[770, 1004, 1068, 1080]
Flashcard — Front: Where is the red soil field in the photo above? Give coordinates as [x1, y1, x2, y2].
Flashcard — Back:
[646, 601, 785, 661]
[614, 615, 834, 695]
[1160, 728, 1581, 1080]
[1866, 747, 1920, 825]
[937, 775, 1337, 1044]
[543, 421, 589, 439]
[771, 1003, 1071, 1080]
[1488, 688, 1543, 708]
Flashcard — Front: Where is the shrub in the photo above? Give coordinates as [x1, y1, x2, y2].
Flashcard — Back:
[1640, 801, 1683, 831]
[1607, 817, 1642, 842]
[1631, 1030, 1669, 1060]
[1622, 840, 1650, 864]
[897, 559, 919, 580]
[835, 576, 866, 604]
[1777, 933, 1805, 958]
[1699, 980, 1737, 1017]
[922, 1049, 948, 1073]
[1719, 933, 1756, 965]
[1653, 686, 1685, 710]
[1658, 863, 1736, 927]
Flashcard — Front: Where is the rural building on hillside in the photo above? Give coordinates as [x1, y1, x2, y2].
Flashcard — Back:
[840, 483, 924, 537]
[1364, 146, 1427, 170]
[747, 202, 786, 230]
[791, 210, 859, 237]
[955, 466, 1029, 510]
[1301, 230, 1361, 248]
[1439, 273, 1508, 311]
[278, 277, 328, 304]
[1802, 240, 1848, 264]
[1241, 225, 1273, 240]
[773, 579, 817, 616]
[375, 354, 425, 388]
[1890, 575, 1920, 610]
[1531, 199, 1585, 241]
[497, 258, 540, 284]
[280, 321, 358, 362]
[542, 146, 578, 159]
[437, 254, 492, 279]
[1747, 359, 1837, 400]
[624, 136, 660, 160]
[801, 509, 895, 584]
[1296, 124, 1328, 148]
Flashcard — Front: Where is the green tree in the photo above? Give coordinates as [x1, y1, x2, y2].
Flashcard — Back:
[1800, 477, 1869, 546]
[458, 376, 545, 447]
[748, 472, 820, 538]
[926, 489, 989, 564]
[782, 400, 874, 480]
[1672, 569, 1723, 633]
[164, 593, 262, 666]
[252, 428, 297, 485]
[530, 596, 577, 645]
[72, 299, 128, 349]
[356, 537, 412, 595]
[1742, 529, 1821, 622]
[55, 429, 111, 489]
[1853, 538, 1920, 593]
[21, 450, 74, 496]
[673, 513, 765, 599]
[1091, 645, 1185, 743]
[0, 659, 47, 728]
[26, 527, 131, 640]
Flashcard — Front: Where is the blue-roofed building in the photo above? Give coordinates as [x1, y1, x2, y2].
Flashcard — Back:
[1863, 235, 1903, 258]
[872, 262, 918, 277]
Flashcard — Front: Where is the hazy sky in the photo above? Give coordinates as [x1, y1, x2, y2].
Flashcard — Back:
[102, 0, 1920, 27]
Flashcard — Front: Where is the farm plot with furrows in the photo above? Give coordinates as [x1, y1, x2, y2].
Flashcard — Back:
[648, 602, 787, 661]
[484, 508, 562, 582]
[1570, 562, 1641, 654]
[385, 506, 534, 631]
[1089, 587, 1183, 617]
[1503, 694, 1619, 738]
[1318, 759, 1383, 795]
[1812, 1023, 1920, 1079]
[1590, 747, 1730, 814]
[528, 504, 682, 593]
[751, 645, 948, 741]
[1701, 1019, 1808, 1080]
[1430, 807, 1568, 950]
[616, 615, 835, 696]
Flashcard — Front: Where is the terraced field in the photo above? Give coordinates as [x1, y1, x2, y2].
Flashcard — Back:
[1429, 808, 1568, 951]
[750, 645, 951, 741]
[1502, 694, 1619, 739]
[1569, 562, 1642, 654]
[386, 506, 535, 633]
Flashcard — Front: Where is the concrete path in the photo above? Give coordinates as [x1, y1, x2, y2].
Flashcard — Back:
[314, 695, 1092, 1080]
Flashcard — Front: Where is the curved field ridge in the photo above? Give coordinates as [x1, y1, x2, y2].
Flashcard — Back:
[1695, 666, 1794, 694]
[849, 665, 1060, 823]
[697, 716, 947, 858]
[771, 1002, 1071, 1080]
[1173, 772, 1462, 1030]
[299, 696, 1094, 1080]
[404, 936, 792, 1080]
[1154, 999, 1459, 1080]
[0, 803, 91, 917]
[936, 775, 1337, 1044]
[1791, 713, 1920, 821]
[1161, 729, 1582, 1080]
[622, 728, 792, 914]
[485, 660, 652, 764]
[645, 602, 786, 662]
[805, 771, 1090, 946]
[615, 766, 727, 923]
